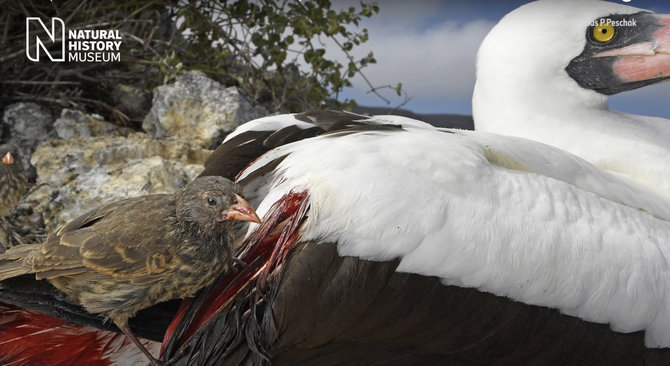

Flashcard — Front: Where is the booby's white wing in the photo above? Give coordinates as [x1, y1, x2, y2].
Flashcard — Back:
[228, 113, 670, 348]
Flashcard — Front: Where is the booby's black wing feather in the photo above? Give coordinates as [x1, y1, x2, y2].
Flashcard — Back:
[172, 242, 670, 366]
[199, 110, 397, 180]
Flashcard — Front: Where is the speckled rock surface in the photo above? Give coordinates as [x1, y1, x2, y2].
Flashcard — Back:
[142, 70, 267, 149]
[53, 109, 134, 139]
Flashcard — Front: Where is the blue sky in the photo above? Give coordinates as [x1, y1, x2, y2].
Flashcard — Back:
[335, 0, 670, 119]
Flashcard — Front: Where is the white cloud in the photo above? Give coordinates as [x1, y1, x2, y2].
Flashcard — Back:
[347, 19, 495, 102]
[334, 0, 444, 31]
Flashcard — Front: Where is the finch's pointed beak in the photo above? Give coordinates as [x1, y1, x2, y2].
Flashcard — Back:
[218, 195, 261, 223]
[2, 152, 14, 165]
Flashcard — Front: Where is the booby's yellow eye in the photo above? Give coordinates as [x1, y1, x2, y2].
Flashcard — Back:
[592, 23, 615, 42]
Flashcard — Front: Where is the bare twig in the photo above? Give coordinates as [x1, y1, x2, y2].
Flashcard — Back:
[332, 39, 391, 104]
[0, 80, 80, 85]
[0, 49, 25, 63]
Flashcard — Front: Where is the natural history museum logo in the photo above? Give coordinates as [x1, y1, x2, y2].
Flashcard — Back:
[26, 17, 122, 63]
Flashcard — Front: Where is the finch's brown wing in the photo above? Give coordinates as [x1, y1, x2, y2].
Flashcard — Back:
[29, 207, 109, 278]
[32, 195, 178, 284]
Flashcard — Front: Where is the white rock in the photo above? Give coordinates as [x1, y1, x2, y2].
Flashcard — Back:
[142, 70, 268, 148]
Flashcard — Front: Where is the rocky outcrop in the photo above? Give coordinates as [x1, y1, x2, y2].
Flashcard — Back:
[143, 70, 268, 149]
[53, 109, 134, 139]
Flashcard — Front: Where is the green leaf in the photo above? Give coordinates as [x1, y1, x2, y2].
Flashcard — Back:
[395, 82, 403, 96]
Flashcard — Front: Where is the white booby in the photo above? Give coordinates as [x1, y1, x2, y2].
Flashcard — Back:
[1, 1, 670, 366]
[473, 0, 670, 195]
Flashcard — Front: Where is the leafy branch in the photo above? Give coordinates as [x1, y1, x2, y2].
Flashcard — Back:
[0, 0, 406, 122]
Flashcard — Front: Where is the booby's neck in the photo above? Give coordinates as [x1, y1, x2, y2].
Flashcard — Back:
[473, 76, 670, 196]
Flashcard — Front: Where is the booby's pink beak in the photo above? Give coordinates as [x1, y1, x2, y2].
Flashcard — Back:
[218, 194, 261, 223]
[2, 152, 14, 165]
[596, 14, 670, 83]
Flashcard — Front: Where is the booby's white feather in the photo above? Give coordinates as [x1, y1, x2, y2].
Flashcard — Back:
[223, 114, 315, 143]
[473, 0, 670, 196]
[241, 125, 670, 348]
[356, 114, 436, 129]
[224, 112, 435, 144]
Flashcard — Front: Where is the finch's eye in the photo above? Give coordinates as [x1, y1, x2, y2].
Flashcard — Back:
[206, 197, 217, 206]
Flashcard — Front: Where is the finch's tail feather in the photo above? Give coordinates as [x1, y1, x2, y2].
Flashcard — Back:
[0, 245, 33, 281]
